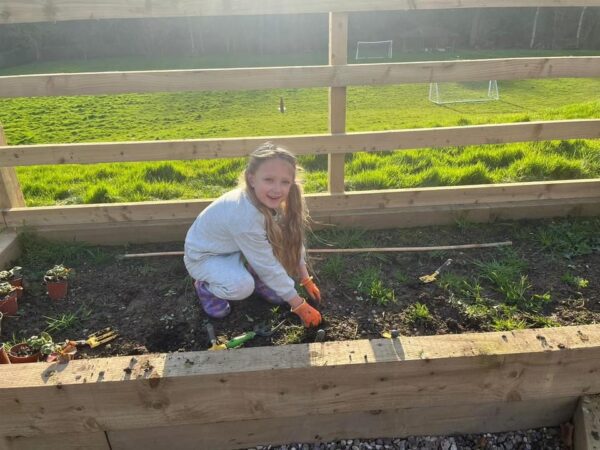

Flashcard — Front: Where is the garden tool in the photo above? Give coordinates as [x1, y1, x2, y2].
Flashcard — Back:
[74, 327, 118, 348]
[381, 329, 400, 339]
[225, 331, 256, 349]
[253, 318, 287, 337]
[314, 329, 326, 343]
[419, 258, 453, 284]
[205, 323, 226, 351]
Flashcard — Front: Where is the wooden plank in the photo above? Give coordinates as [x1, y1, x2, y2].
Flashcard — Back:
[2, 0, 600, 24]
[1, 119, 599, 167]
[107, 397, 576, 450]
[1, 325, 599, 439]
[1, 57, 598, 98]
[2, 432, 109, 450]
[574, 395, 600, 450]
[328, 12, 348, 194]
[323, 197, 600, 230]
[3, 180, 598, 228]
[0, 231, 20, 268]
[0, 126, 25, 208]
[17, 197, 600, 244]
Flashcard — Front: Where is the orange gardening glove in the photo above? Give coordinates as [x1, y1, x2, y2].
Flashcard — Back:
[300, 276, 321, 303]
[291, 299, 322, 328]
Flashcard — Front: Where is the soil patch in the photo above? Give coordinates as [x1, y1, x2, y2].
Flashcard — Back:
[1, 217, 598, 359]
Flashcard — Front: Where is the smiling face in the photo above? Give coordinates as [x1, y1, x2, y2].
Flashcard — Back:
[247, 158, 295, 210]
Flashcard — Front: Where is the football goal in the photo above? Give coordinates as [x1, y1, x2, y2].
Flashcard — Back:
[428, 80, 500, 105]
[355, 40, 393, 60]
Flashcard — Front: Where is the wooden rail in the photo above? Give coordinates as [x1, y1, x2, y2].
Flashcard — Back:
[1, 120, 598, 167]
[2, 180, 598, 243]
[1, 325, 599, 449]
[1, 57, 599, 98]
[1, 0, 600, 24]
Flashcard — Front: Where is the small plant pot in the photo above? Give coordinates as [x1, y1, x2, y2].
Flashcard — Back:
[8, 343, 40, 363]
[0, 290, 18, 316]
[46, 280, 68, 301]
[0, 345, 10, 364]
[9, 277, 23, 299]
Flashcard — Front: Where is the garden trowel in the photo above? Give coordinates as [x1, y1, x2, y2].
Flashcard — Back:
[419, 258, 453, 284]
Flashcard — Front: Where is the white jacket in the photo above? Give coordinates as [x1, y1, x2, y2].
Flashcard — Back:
[184, 188, 298, 301]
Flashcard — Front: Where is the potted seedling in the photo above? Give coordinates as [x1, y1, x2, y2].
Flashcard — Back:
[44, 264, 72, 301]
[0, 266, 23, 299]
[0, 281, 19, 316]
[8, 332, 57, 363]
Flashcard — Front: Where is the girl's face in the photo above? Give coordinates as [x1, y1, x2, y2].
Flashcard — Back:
[247, 158, 295, 210]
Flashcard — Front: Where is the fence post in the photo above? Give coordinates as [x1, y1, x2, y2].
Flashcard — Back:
[0, 124, 26, 209]
[328, 12, 348, 194]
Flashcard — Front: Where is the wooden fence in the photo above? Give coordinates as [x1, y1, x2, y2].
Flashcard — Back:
[0, 0, 599, 245]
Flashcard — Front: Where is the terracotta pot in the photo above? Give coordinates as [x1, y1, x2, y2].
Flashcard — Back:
[0, 290, 18, 316]
[0, 346, 10, 364]
[9, 277, 23, 299]
[8, 343, 40, 363]
[47, 280, 68, 301]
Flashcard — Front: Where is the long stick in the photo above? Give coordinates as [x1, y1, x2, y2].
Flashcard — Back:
[119, 241, 512, 259]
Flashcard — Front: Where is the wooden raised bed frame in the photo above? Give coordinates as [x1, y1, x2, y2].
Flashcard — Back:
[1, 0, 600, 448]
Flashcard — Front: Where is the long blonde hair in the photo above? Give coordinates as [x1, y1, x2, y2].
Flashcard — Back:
[241, 142, 308, 276]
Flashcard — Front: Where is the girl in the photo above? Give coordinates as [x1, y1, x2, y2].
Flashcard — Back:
[184, 142, 322, 328]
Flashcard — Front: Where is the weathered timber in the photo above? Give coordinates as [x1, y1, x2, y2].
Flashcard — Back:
[0, 126, 24, 209]
[1, 120, 599, 167]
[327, 12, 348, 194]
[574, 395, 600, 450]
[1, 181, 598, 243]
[0, 58, 598, 98]
[1, 325, 599, 448]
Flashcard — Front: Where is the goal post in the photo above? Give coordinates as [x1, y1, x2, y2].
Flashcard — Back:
[428, 80, 500, 105]
[355, 40, 393, 60]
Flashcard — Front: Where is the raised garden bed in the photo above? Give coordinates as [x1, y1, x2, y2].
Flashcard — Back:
[1, 216, 599, 450]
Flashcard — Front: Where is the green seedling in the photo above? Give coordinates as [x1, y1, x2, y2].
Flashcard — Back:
[406, 302, 432, 324]
[491, 317, 527, 331]
[369, 279, 396, 306]
[562, 273, 589, 289]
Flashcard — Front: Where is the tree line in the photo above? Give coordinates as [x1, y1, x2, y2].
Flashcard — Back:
[0, 7, 598, 68]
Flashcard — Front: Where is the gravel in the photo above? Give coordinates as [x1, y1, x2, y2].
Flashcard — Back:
[245, 426, 566, 450]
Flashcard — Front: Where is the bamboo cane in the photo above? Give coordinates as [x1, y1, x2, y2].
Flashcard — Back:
[119, 241, 512, 259]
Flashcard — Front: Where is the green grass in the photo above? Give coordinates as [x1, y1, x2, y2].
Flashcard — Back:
[0, 51, 599, 206]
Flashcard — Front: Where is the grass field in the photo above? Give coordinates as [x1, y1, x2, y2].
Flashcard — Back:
[0, 50, 598, 206]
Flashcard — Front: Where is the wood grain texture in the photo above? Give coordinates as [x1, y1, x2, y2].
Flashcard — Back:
[0, 325, 599, 441]
[0, 58, 598, 97]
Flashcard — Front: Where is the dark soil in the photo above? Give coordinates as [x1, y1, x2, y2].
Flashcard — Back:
[1, 217, 598, 360]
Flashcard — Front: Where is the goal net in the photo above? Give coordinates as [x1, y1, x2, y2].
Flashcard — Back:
[355, 40, 393, 60]
[428, 80, 500, 105]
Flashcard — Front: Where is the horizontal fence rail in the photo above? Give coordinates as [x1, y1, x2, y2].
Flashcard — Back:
[2, 180, 598, 244]
[1, 0, 600, 23]
[1, 120, 599, 167]
[1, 57, 599, 98]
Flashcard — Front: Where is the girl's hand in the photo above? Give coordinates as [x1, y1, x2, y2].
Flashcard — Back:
[300, 276, 321, 303]
[290, 298, 322, 328]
